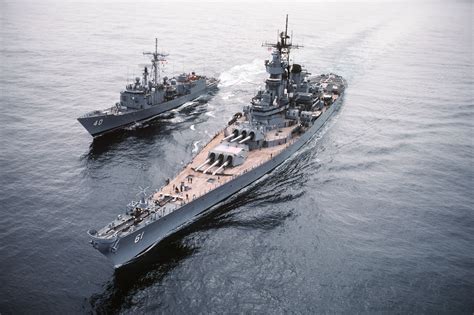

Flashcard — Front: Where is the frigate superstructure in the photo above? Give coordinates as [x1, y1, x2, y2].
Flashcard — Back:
[78, 39, 218, 137]
[88, 16, 346, 267]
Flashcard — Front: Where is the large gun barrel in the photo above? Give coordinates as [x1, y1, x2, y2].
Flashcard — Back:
[230, 135, 243, 143]
[212, 161, 229, 176]
[238, 135, 252, 144]
[195, 158, 211, 171]
[223, 134, 234, 141]
[203, 160, 220, 174]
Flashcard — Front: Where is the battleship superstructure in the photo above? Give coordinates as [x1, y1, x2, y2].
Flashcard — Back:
[77, 39, 218, 137]
[88, 17, 346, 267]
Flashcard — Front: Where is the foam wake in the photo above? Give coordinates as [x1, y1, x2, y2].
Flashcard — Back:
[218, 59, 266, 88]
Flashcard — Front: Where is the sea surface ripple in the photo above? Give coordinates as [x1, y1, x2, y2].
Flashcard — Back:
[0, 1, 473, 313]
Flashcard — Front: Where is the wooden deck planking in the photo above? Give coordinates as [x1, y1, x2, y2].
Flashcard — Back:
[151, 124, 302, 205]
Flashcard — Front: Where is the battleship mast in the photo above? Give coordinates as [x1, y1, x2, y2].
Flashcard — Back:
[262, 15, 302, 62]
[261, 15, 303, 95]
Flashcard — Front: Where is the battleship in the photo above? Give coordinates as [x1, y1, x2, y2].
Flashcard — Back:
[88, 16, 346, 267]
[77, 39, 218, 137]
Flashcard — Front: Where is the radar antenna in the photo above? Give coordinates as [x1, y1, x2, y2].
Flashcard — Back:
[143, 38, 168, 86]
[136, 186, 150, 197]
[261, 15, 303, 91]
[262, 14, 303, 61]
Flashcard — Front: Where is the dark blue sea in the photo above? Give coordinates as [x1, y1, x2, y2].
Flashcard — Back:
[1, 0, 473, 313]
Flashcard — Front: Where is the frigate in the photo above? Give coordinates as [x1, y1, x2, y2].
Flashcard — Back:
[88, 16, 347, 267]
[77, 39, 218, 137]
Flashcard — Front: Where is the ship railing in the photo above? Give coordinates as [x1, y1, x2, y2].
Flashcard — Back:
[80, 110, 104, 118]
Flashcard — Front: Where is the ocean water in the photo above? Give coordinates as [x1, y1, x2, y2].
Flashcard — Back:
[1, 0, 473, 313]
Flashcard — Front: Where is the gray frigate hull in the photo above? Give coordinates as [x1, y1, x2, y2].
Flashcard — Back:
[78, 85, 215, 137]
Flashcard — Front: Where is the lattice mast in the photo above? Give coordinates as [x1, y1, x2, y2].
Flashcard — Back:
[143, 38, 169, 86]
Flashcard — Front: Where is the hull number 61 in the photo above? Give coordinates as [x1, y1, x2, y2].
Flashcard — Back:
[134, 232, 144, 243]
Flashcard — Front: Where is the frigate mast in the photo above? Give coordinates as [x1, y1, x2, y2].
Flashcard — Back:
[143, 38, 168, 86]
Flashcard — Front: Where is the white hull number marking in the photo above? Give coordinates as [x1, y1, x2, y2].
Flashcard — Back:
[134, 232, 144, 243]
[93, 119, 103, 126]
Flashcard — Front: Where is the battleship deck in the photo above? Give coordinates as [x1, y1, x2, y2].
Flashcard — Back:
[150, 94, 339, 206]
[152, 128, 288, 204]
[151, 110, 333, 205]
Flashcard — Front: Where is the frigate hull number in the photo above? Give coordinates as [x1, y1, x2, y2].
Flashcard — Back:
[93, 119, 103, 126]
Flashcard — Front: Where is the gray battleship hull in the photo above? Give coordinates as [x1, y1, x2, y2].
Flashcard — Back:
[78, 85, 215, 137]
[92, 96, 343, 268]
